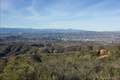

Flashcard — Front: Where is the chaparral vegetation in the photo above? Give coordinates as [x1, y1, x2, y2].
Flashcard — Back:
[0, 41, 120, 80]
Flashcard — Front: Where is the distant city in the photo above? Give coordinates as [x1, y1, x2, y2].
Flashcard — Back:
[0, 28, 120, 43]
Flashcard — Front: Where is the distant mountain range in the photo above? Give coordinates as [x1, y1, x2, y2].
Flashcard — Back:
[0, 28, 120, 43]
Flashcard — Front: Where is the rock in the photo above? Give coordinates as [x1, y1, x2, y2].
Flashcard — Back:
[97, 49, 111, 59]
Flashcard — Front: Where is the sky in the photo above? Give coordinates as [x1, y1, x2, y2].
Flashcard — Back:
[0, 0, 120, 31]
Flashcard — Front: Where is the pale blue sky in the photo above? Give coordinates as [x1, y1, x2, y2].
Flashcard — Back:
[0, 0, 120, 31]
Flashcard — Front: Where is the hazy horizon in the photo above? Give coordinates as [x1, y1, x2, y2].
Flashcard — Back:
[0, 0, 120, 31]
[0, 27, 120, 32]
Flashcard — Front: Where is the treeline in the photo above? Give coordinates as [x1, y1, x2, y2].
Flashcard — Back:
[0, 41, 107, 57]
[1, 41, 120, 57]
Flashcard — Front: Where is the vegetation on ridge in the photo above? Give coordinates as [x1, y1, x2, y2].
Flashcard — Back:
[0, 40, 120, 80]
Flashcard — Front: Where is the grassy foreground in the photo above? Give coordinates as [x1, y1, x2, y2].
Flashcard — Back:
[0, 50, 120, 80]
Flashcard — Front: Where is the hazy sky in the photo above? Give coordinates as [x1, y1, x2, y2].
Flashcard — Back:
[0, 0, 120, 31]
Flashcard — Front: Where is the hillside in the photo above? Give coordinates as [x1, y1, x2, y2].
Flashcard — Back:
[0, 28, 120, 80]
[0, 40, 120, 80]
